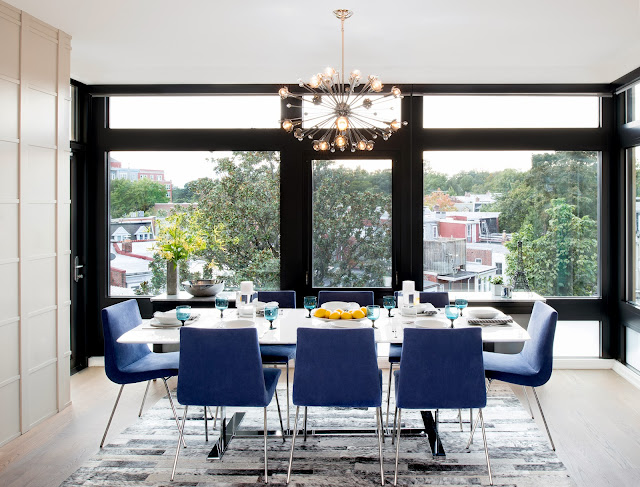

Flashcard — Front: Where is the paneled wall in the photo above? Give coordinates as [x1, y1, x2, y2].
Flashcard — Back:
[0, 0, 71, 446]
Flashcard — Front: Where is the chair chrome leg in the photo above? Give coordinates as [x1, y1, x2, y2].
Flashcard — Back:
[479, 410, 493, 485]
[391, 406, 398, 445]
[286, 361, 291, 432]
[470, 408, 473, 426]
[275, 390, 285, 443]
[139, 380, 151, 417]
[171, 406, 188, 481]
[385, 363, 394, 429]
[303, 406, 308, 441]
[213, 406, 219, 429]
[204, 406, 208, 442]
[286, 406, 300, 484]
[522, 386, 534, 419]
[458, 408, 463, 431]
[264, 407, 269, 483]
[100, 384, 124, 448]
[162, 378, 186, 448]
[376, 407, 385, 485]
[532, 387, 556, 451]
[393, 409, 402, 486]
[378, 404, 385, 443]
[468, 380, 493, 447]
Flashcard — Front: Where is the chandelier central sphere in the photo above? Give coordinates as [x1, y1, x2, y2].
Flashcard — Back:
[278, 9, 407, 152]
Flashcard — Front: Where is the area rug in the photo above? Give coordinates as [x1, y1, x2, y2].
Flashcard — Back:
[61, 382, 575, 486]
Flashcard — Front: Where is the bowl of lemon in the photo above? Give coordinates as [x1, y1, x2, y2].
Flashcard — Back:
[313, 305, 368, 323]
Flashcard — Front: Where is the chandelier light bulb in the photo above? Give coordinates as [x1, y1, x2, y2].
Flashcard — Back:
[318, 140, 330, 151]
[324, 66, 336, 77]
[391, 86, 401, 98]
[309, 75, 321, 89]
[357, 140, 367, 151]
[371, 78, 383, 92]
[335, 135, 347, 149]
[390, 119, 401, 131]
[278, 87, 290, 99]
[282, 119, 294, 132]
[366, 141, 374, 151]
[336, 116, 349, 131]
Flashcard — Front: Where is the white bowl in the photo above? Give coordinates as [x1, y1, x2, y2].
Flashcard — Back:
[223, 319, 255, 328]
[321, 301, 361, 312]
[466, 307, 500, 319]
[414, 318, 448, 328]
[153, 310, 180, 325]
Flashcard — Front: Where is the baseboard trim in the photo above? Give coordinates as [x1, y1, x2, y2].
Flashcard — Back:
[88, 356, 104, 367]
[553, 358, 615, 369]
[613, 361, 640, 391]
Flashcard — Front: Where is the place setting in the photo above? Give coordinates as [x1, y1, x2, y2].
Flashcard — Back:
[146, 306, 200, 328]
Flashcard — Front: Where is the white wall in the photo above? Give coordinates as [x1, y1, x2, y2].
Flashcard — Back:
[0, 0, 71, 446]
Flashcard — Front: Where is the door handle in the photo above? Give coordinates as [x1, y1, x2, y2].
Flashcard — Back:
[74, 256, 84, 282]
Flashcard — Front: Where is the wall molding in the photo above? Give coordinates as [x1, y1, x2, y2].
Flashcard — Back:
[26, 305, 57, 318]
[613, 361, 640, 390]
[27, 357, 58, 375]
[0, 316, 19, 328]
[0, 74, 19, 84]
[0, 258, 20, 265]
[553, 358, 615, 369]
[0, 375, 20, 389]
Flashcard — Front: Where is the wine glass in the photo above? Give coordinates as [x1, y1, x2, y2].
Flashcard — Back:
[176, 305, 191, 326]
[383, 295, 395, 317]
[304, 296, 317, 318]
[444, 305, 459, 328]
[264, 305, 279, 330]
[215, 296, 228, 318]
[367, 305, 381, 329]
[455, 298, 468, 317]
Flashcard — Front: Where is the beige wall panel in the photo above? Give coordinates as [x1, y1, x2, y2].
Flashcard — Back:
[24, 145, 56, 201]
[24, 88, 56, 147]
[59, 253, 70, 303]
[0, 79, 18, 139]
[23, 257, 56, 313]
[27, 362, 57, 426]
[59, 151, 70, 202]
[0, 381, 20, 446]
[0, 16, 20, 80]
[58, 35, 71, 89]
[0, 203, 18, 259]
[0, 321, 19, 383]
[0, 141, 18, 199]
[0, 262, 19, 319]
[59, 305, 70, 354]
[26, 310, 57, 369]
[60, 203, 71, 251]
[24, 30, 57, 93]
[23, 203, 56, 257]
[60, 101, 70, 150]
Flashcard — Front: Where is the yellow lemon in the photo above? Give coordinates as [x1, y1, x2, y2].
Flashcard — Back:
[341, 312, 353, 320]
[352, 309, 365, 319]
[329, 311, 341, 320]
[313, 308, 326, 318]
[361, 306, 367, 314]
[335, 308, 343, 314]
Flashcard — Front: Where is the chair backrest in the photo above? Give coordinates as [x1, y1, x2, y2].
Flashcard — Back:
[396, 328, 486, 410]
[177, 327, 270, 407]
[317, 290, 374, 306]
[520, 301, 558, 385]
[394, 291, 449, 308]
[293, 328, 381, 407]
[101, 300, 151, 384]
[257, 290, 296, 308]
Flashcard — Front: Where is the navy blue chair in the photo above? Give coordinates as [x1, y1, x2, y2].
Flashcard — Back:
[287, 328, 384, 485]
[258, 290, 296, 431]
[393, 328, 491, 486]
[473, 301, 558, 451]
[386, 291, 450, 428]
[317, 290, 374, 306]
[100, 300, 182, 448]
[172, 327, 284, 482]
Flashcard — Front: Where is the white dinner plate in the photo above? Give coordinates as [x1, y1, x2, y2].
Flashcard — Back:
[466, 307, 500, 319]
[320, 301, 362, 312]
[412, 318, 449, 329]
[221, 319, 255, 328]
[149, 317, 198, 328]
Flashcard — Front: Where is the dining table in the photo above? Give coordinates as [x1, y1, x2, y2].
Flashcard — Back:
[118, 306, 530, 460]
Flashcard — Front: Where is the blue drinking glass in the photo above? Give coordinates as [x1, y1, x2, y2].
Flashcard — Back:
[264, 305, 279, 330]
[367, 305, 380, 329]
[383, 295, 395, 317]
[445, 305, 459, 328]
[304, 296, 317, 318]
[176, 305, 191, 326]
[455, 298, 468, 316]
[215, 296, 228, 318]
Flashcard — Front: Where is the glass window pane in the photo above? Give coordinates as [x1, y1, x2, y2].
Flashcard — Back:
[423, 95, 599, 128]
[108, 151, 280, 296]
[312, 159, 392, 288]
[423, 150, 599, 297]
[626, 327, 640, 372]
[630, 147, 640, 304]
[109, 96, 280, 128]
[626, 83, 640, 123]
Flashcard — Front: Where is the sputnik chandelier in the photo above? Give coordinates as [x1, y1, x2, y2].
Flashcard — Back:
[278, 9, 406, 152]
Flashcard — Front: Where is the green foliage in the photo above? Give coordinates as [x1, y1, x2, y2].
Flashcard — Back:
[172, 186, 196, 203]
[110, 178, 169, 218]
[154, 211, 206, 262]
[312, 161, 392, 287]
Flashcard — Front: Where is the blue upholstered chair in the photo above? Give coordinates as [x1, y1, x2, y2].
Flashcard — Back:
[287, 328, 384, 485]
[386, 291, 450, 428]
[172, 327, 284, 482]
[257, 290, 296, 431]
[100, 300, 182, 448]
[317, 290, 374, 306]
[393, 328, 491, 486]
[474, 301, 558, 451]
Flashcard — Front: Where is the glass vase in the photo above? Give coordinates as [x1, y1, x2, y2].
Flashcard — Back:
[166, 261, 178, 295]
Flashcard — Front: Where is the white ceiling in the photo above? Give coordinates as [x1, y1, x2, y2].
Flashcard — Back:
[8, 0, 640, 86]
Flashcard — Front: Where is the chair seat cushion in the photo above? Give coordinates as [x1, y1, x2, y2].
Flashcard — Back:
[260, 344, 296, 363]
[119, 351, 179, 384]
[388, 343, 402, 363]
[483, 351, 542, 387]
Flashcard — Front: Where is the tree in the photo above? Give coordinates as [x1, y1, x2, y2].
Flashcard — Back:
[423, 190, 457, 211]
[110, 178, 169, 218]
[172, 185, 196, 203]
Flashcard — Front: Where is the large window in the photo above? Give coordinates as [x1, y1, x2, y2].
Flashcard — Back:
[312, 159, 392, 288]
[423, 150, 599, 296]
[628, 147, 640, 304]
[108, 150, 280, 296]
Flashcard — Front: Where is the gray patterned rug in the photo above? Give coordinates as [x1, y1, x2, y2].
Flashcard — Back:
[61, 382, 575, 486]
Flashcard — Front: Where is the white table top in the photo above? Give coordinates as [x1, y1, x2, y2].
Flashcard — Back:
[117, 308, 530, 345]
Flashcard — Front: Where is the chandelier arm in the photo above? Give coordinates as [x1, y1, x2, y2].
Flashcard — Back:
[351, 96, 399, 110]
[348, 112, 392, 129]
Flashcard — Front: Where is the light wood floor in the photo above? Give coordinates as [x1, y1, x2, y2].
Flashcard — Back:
[0, 368, 639, 487]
